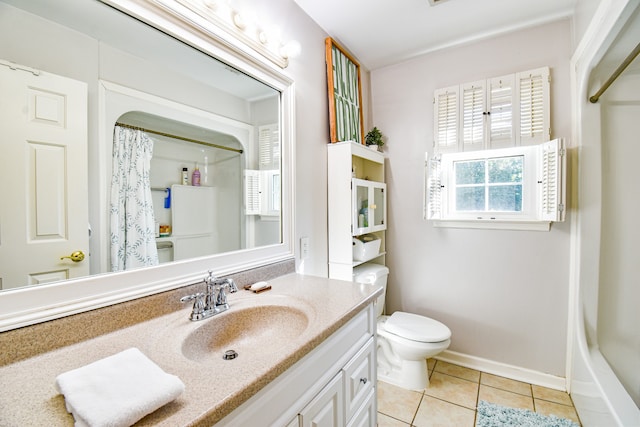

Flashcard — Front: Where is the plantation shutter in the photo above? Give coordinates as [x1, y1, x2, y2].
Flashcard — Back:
[461, 80, 485, 151]
[488, 75, 515, 148]
[538, 138, 565, 222]
[259, 123, 279, 169]
[518, 67, 550, 145]
[433, 86, 459, 153]
[244, 169, 261, 215]
[425, 154, 443, 220]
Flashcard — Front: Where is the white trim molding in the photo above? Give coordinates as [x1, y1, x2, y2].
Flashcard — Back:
[436, 350, 567, 391]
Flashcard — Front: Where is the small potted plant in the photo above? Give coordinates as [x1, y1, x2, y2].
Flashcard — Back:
[365, 127, 385, 151]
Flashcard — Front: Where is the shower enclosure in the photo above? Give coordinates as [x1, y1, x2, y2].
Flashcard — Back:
[569, 1, 640, 425]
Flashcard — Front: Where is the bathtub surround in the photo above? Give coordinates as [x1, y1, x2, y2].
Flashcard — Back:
[568, 1, 640, 424]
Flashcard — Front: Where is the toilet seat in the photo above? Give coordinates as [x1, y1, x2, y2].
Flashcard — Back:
[384, 312, 451, 343]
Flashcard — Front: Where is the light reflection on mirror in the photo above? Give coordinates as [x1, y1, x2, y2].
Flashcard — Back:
[0, 0, 282, 291]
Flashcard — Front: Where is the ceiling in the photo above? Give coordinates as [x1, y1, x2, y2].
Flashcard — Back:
[294, 0, 577, 70]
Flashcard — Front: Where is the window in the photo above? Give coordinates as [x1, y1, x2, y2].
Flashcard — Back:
[244, 170, 280, 217]
[259, 123, 280, 169]
[245, 123, 281, 217]
[454, 155, 523, 212]
[425, 139, 565, 230]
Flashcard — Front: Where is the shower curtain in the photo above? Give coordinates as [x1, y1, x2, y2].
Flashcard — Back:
[109, 125, 159, 271]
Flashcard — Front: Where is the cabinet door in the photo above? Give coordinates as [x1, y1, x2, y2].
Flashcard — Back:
[346, 389, 376, 427]
[343, 337, 375, 422]
[352, 179, 386, 236]
[286, 416, 301, 427]
[353, 179, 370, 234]
[371, 184, 386, 230]
[299, 372, 344, 427]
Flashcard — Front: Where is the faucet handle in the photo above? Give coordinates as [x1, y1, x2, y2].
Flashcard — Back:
[180, 292, 206, 321]
[226, 278, 238, 293]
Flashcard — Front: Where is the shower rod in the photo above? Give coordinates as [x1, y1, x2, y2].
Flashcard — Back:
[589, 41, 640, 103]
[115, 122, 243, 154]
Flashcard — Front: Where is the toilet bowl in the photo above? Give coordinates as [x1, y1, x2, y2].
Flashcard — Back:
[353, 263, 451, 391]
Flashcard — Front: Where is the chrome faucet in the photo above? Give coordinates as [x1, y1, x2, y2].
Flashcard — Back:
[180, 271, 238, 321]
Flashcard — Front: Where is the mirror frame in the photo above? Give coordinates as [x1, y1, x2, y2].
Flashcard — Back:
[0, 0, 296, 332]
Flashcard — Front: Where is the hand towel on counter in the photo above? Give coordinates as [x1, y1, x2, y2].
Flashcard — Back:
[55, 347, 185, 427]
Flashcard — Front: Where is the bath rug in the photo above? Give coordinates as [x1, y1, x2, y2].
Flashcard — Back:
[476, 400, 580, 427]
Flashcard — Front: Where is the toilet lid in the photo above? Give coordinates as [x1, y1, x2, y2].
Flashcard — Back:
[384, 312, 451, 342]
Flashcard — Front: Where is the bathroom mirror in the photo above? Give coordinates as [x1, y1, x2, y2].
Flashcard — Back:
[0, 0, 294, 330]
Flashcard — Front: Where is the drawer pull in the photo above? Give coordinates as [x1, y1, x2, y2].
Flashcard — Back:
[360, 378, 368, 384]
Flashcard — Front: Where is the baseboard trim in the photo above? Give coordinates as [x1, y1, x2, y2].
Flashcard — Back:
[435, 350, 567, 391]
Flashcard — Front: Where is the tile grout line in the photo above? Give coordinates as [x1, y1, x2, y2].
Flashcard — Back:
[409, 392, 425, 427]
[474, 371, 482, 427]
[531, 383, 536, 412]
[377, 411, 411, 426]
[378, 360, 579, 427]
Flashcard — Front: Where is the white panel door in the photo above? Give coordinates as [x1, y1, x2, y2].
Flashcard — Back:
[0, 60, 89, 290]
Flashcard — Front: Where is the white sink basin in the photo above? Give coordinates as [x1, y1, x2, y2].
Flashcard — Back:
[180, 299, 311, 363]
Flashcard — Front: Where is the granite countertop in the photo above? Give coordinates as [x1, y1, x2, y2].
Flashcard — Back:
[0, 273, 382, 426]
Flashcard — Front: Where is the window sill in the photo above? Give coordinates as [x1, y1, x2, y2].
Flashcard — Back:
[432, 219, 551, 231]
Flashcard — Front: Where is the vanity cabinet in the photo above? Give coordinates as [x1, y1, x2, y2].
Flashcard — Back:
[217, 303, 377, 427]
[328, 141, 387, 281]
[297, 337, 376, 427]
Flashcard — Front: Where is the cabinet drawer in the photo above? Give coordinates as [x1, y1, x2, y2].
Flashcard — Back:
[343, 336, 375, 423]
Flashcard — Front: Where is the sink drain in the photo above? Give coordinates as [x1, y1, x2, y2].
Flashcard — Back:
[223, 350, 238, 360]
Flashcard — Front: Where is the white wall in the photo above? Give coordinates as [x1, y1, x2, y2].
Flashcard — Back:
[370, 20, 573, 376]
[572, 0, 604, 48]
[251, 0, 371, 277]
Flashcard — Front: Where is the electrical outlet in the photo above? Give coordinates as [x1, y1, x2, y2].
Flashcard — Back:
[300, 237, 310, 259]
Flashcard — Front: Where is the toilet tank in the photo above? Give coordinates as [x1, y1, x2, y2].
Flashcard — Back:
[353, 263, 389, 317]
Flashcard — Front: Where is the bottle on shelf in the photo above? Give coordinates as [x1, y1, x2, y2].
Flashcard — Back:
[181, 167, 189, 185]
[360, 200, 368, 228]
[192, 164, 201, 186]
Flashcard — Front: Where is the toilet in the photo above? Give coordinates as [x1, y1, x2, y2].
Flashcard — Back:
[353, 263, 451, 391]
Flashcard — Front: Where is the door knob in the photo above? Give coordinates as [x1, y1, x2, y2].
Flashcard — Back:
[60, 250, 85, 262]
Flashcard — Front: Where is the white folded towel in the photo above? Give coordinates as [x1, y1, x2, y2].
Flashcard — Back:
[55, 347, 185, 427]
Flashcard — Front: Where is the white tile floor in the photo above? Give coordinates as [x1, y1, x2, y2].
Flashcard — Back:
[377, 359, 581, 426]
